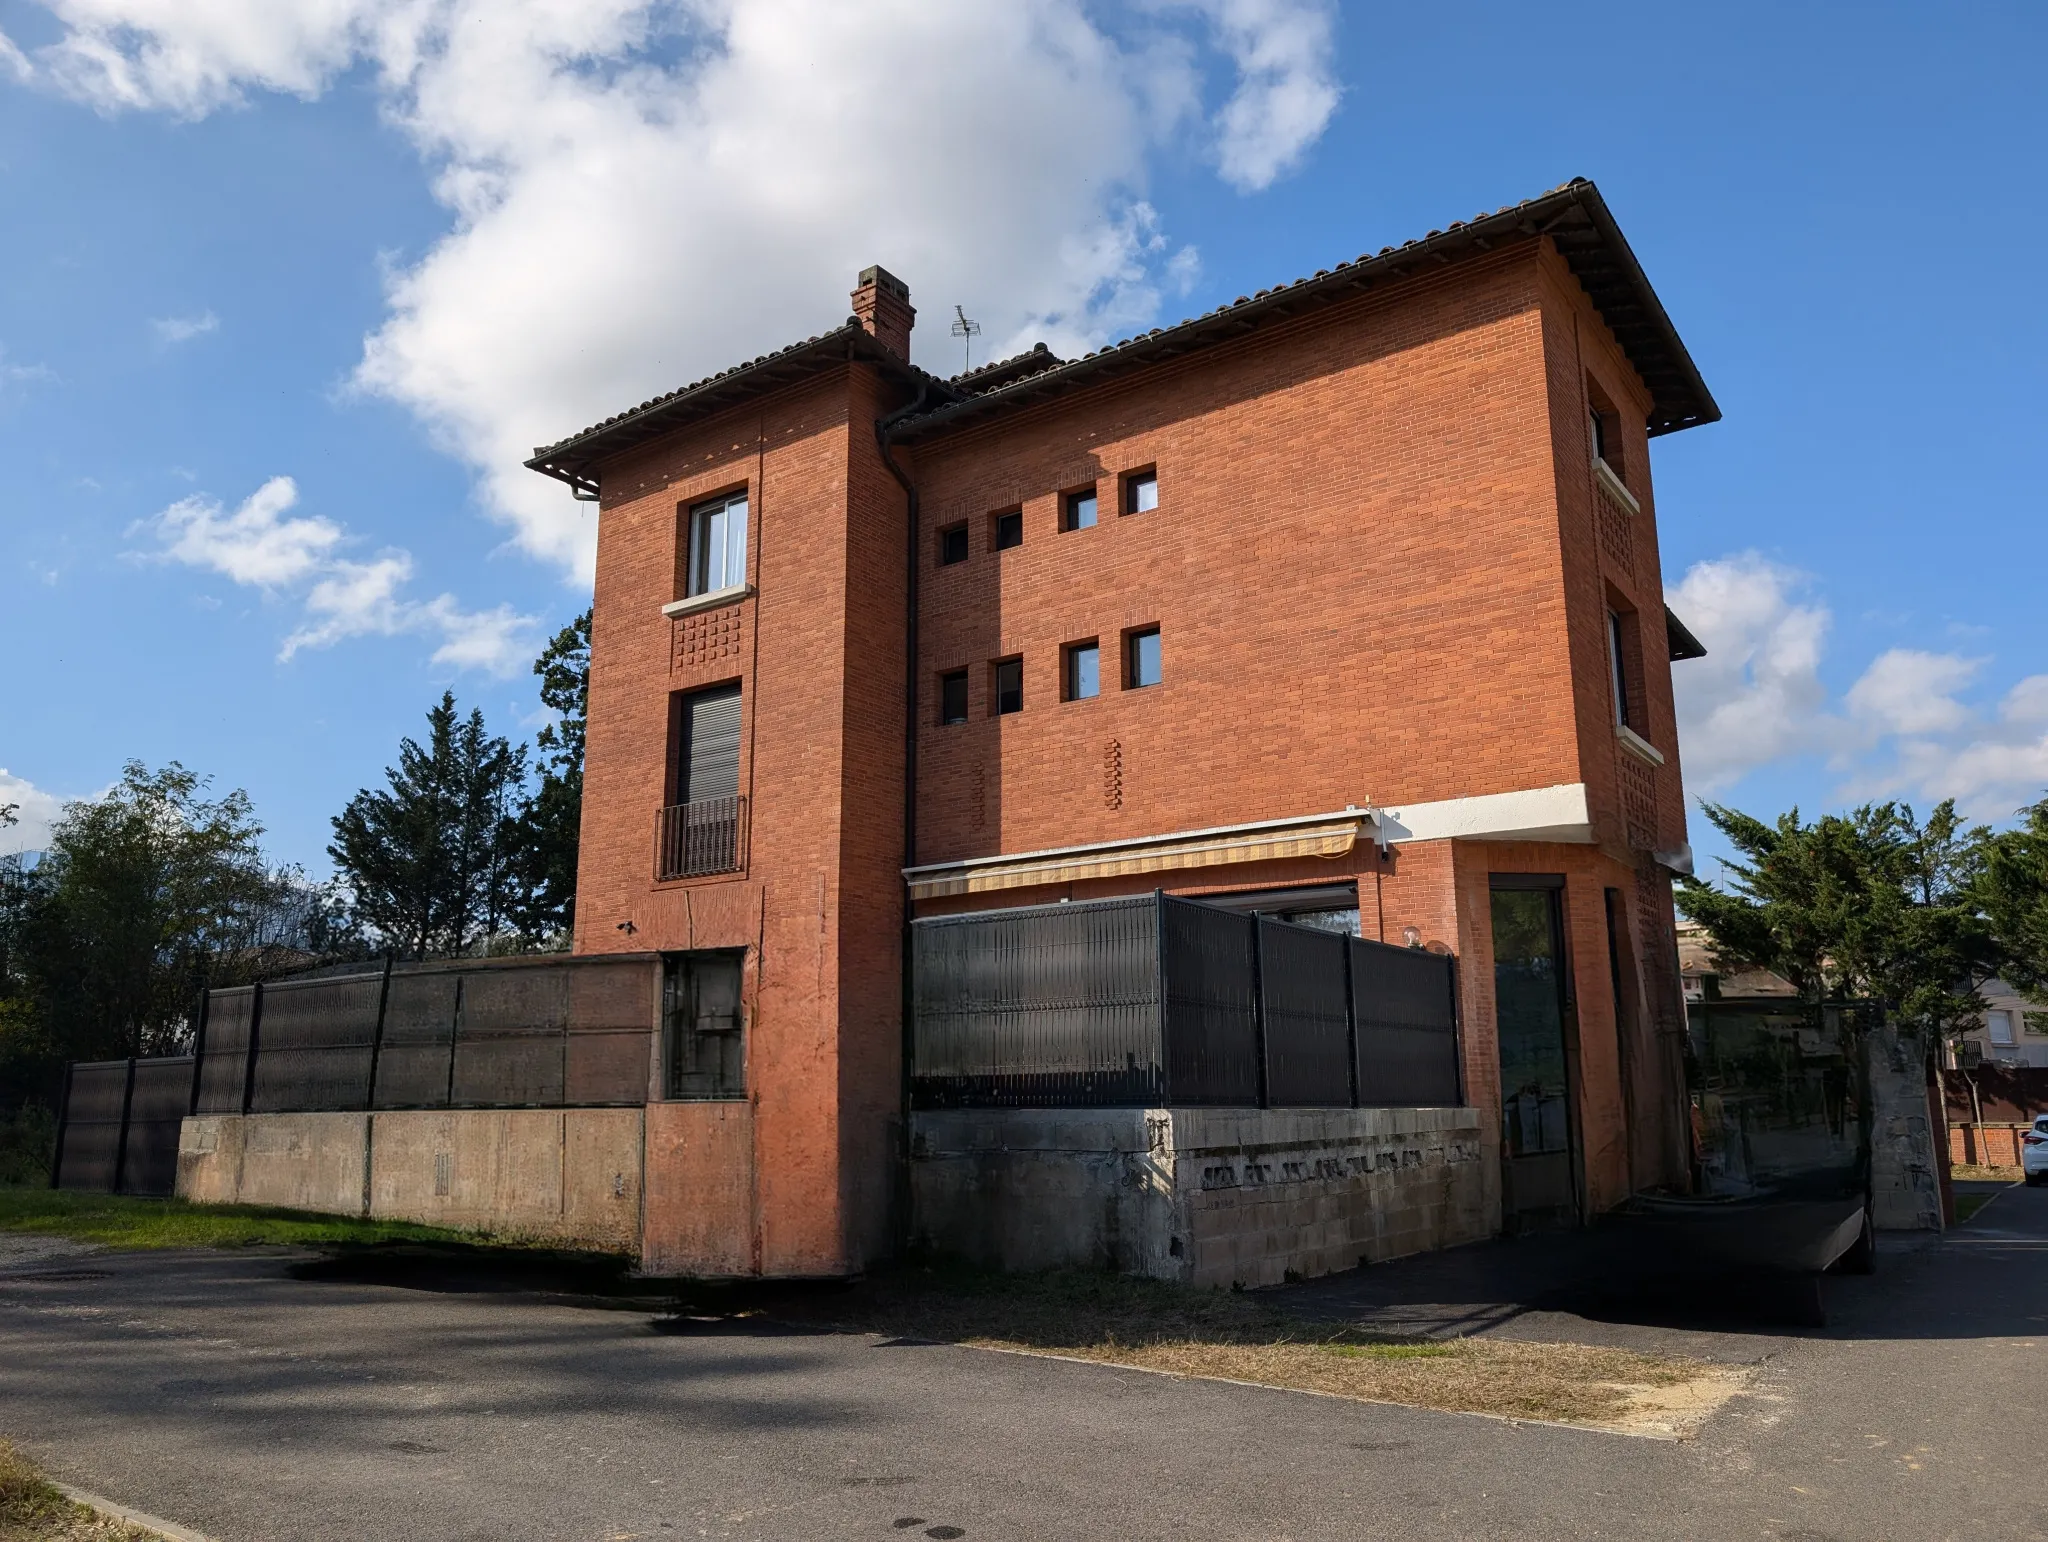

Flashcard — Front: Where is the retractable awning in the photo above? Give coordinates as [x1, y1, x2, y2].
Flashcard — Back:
[904, 810, 1371, 902]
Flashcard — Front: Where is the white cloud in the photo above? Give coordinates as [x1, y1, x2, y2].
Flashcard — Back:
[17, 0, 1342, 580]
[0, 769, 69, 856]
[1843, 648, 1981, 738]
[1184, 0, 1342, 191]
[152, 309, 219, 343]
[1668, 552, 1836, 791]
[141, 477, 537, 675]
[148, 475, 341, 587]
[1671, 551, 2048, 823]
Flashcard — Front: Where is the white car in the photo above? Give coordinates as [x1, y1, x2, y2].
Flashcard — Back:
[2025, 1116, 2048, 1186]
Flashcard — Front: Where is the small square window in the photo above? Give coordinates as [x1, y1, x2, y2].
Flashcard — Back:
[1065, 641, 1100, 701]
[938, 523, 969, 566]
[1124, 470, 1158, 515]
[1062, 488, 1098, 531]
[1126, 627, 1161, 689]
[939, 669, 969, 725]
[993, 657, 1023, 715]
[993, 509, 1023, 550]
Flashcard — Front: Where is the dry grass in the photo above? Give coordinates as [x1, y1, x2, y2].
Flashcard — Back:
[0, 1441, 157, 1542]
[1951, 1164, 2023, 1183]
[754, 1264, 1750, 1437]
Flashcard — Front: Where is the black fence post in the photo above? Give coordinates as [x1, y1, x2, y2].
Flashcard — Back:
[1446, 953, 1466, 1107]
[444, 975, 464, 1108]
[49, 1062, 74, 1190]
[188, 983, 211, 1118]
[241, 980, 266, 1116]
[1153, 890, 1170, 1105]
[1343, 935, 1361, 1108]
[364, 953, 394, 1110]
[111, 1057, 138, 1195]
[1250, 916, 1269, 1110]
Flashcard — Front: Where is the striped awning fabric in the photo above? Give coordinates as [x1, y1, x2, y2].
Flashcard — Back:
[905, 812, 1368, 901]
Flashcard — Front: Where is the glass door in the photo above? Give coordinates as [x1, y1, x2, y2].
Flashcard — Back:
[1490, 880, 1581, 1229]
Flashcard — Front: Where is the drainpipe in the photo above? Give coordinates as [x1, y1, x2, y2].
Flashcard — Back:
[874, 380, 931, 1255]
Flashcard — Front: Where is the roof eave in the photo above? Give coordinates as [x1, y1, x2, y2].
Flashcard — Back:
[894, 179, 1718, 444]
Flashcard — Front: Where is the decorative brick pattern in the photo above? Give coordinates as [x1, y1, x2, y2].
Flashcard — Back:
[1619, 750, 1658, 851]
[673, 603, 743, 671]
[1102, 737, 1123, 810]
[1595, 481, 1635, 577]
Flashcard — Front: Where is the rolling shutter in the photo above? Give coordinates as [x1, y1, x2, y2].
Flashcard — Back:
[679, 684, 741, 803]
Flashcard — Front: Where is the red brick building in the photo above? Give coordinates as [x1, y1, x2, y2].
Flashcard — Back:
[530, 179, 1718, 1276]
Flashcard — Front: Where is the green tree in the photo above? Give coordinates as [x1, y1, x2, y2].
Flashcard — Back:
[510, 609, 589, 942]
[330, 693, 528, 959]
[1677, 798, 1995, 1036]
[1976, 794, 2048, 1003]
[6, 763, 321, 1062]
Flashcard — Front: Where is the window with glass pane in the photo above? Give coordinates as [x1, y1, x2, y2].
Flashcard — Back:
[687, 492, 747, 597]
[993, 657, 1023, 714]
[1126, 627, 1160, 688]
[1989, 1010, 2016, 1046]
[939, 669, 969, 725]
[663, 950, 745, 1099]
[939, 523, 969, 565]
[994, 509, 1023, 550]
[1065, 641, 1100, 701]
[1062, 488, 1097, 530]
[1125, 470, 1158, 514]
[1607, 610, 1631, 729]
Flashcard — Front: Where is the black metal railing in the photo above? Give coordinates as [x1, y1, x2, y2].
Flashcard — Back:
[911, 892, 1463, 1110]
[656, 795, 746, 881]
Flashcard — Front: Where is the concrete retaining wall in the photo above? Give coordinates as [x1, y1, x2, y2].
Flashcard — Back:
[1869, 1024, 1943, 1231]
[910, 1106, 1496, 1288]
[177, 1109, 645, 1252]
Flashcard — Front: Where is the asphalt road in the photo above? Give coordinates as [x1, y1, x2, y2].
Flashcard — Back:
[1, 1185, 2043, 1542]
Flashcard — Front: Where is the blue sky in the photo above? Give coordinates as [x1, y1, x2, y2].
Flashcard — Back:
[2, 1, 2044, 881]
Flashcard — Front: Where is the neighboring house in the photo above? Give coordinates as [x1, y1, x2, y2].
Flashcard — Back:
[1676, 917, 1797, 1002]
[521, 177, 1719, 1276]
[1952, 979, 2048, 1070]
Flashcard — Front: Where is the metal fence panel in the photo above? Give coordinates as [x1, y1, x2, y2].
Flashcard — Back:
[451, 963, 569, 1107]
[370, 970, 460, 1109]
[251, 973, 382, 1112]
[123, 1055, 195, 1195]
[1159, 897, 1261, 1105]
[1349, 937, 1460, 1106]
[566, 959, 657, 1105]
[194, 987, 253, 1114]
[54, 1060, 129, 1191]
[911, 896, 1163, 1107]
[1258, 918, 1353, 1106]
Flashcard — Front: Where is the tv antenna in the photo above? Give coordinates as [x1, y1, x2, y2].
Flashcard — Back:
[950, 305, 981, 372]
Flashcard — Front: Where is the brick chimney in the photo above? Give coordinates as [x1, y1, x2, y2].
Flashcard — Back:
[850, 265, 914, 360]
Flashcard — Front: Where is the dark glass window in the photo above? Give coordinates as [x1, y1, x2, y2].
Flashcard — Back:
[686, 492, 748, 597]
[1062, 488, 1098, 531]
[994, 509, 1023, 550]
[663, 950, 745, 1100]
[1590, 409, 1609, 465]
[1065, 641, 1100, 701]
[938, 523, 969, 565]
[1126, 627, 1161, 689]
[1124, 470, 1158, 515]
[993, 657, 1023, 715]
[1607, 610, 1631, 729]
[940, 669, 969, 725]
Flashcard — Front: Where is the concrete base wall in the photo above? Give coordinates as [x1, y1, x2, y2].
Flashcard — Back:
[910, 1106, 1496, 1288]
[177, 1109, 645, 1253]
[1869, 1025, 1944, 1232]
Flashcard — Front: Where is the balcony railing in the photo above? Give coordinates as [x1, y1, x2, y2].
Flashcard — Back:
[655, 795, 746, 881]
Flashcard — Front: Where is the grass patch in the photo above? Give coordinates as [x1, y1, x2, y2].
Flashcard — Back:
[1955, 1192, 2003, 1224]
[0, 1188, 490, 1252]
[0, 1439, 156, 1541]
[751, 1262, 1745, 1434]
[1951, 1164, 2022, 1183]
